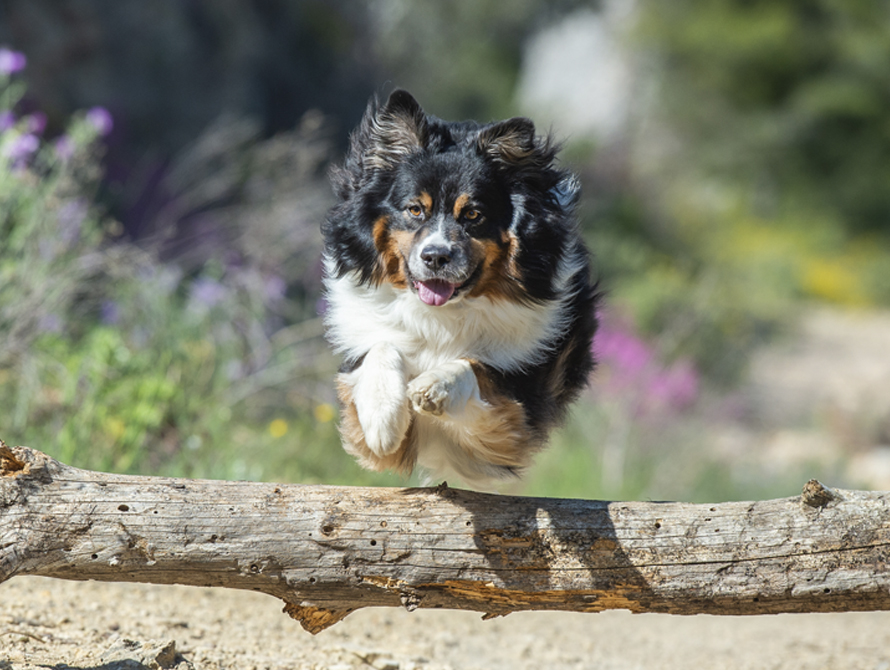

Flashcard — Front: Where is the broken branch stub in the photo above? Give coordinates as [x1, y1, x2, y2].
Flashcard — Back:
[3, 441, 890, 634]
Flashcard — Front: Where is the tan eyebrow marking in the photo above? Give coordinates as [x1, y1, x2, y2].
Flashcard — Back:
[418, 191, 433, 215]
[453, 193, 472, 220]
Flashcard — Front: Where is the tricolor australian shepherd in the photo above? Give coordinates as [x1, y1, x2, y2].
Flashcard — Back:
[322, 90, 598, 487]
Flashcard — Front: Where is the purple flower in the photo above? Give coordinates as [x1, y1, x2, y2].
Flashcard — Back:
[37, 313, 62, 334]
[0, 48, 26, 75]
[54, 134, 75, 161]
[2, 133, 39, 165]
[85, 106, 113, 136]
[100, 300, 121, 325]
[0, 111, 15, 132]
[190, 277, 228, 308]
[264, 274, 287, 302]
[26, 112, 47, 135]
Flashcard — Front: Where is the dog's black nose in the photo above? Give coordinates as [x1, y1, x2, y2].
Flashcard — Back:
[420, 244, 453, 270]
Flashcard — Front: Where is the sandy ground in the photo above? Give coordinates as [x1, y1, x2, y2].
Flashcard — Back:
[3, 576, 890, 670]
[4, 307, 890, 669]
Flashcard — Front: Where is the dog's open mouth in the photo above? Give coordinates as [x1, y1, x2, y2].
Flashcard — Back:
[414, 279, 457, 307]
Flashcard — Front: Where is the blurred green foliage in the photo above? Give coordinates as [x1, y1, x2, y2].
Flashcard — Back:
[370, 0, 590, 121]
[0, 71, 400, 485]
[579, 0, 890, 387]
[523, 402, 819, 503]
[3, 0, 890, 501]
[637, 0, 890, 234]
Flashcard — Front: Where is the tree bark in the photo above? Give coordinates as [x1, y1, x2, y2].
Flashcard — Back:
[3, 442, 890, 634]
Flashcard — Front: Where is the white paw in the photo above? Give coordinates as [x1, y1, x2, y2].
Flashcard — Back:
[408, 360, 479, 418]
[351, 343, 410, 456]
[408, 371, 451, 416]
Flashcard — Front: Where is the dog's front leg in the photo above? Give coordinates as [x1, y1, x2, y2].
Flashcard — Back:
[336, 342, 413, 471]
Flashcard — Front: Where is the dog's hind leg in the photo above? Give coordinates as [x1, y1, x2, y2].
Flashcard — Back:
[408, 360, 538, 475]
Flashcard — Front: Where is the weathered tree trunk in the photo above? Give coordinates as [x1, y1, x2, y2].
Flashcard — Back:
[2, 442, 890, 634]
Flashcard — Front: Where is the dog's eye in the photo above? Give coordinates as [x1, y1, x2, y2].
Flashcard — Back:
[463, 209, 481, 222]
[406, 204, 424, 218]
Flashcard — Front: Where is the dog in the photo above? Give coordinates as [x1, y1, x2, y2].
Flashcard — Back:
[322, 90, 598, 487]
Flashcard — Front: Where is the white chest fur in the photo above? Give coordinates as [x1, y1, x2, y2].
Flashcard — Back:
[323, 257, 572, 376]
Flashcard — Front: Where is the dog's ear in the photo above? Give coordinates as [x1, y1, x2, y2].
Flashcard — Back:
[476, 118, 556, 172]
[331, 90, 427, 199]
[364, 89, 428, 170]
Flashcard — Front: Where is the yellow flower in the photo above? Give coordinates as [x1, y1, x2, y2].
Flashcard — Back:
[314, 403, 336, 423]
[802, 259, 866, 306]
[104, 417, 126, 441]
[268, 418, 289, 438]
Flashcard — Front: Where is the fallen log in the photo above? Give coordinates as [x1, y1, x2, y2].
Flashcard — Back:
[2, 441, 890, 634]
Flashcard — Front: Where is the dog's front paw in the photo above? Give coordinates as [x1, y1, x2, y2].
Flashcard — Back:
[359, 385, 410, 456]
[408, 372, 450, 416]
[351, 344, 410, 456]
[408, 360, 479, 418]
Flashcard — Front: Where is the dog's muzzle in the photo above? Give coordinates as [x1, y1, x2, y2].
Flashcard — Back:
[408, 229, 471, 306]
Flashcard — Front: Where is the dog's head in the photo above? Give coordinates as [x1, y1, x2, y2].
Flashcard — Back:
[325, 90, 580, 306]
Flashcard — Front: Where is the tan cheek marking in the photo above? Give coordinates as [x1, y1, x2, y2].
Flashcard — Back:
[372, 215, 409, 288]
[390, 229, 415, 261]
[336, 376, 417, 474]
[466, 231, 525, 301]
[453, 193, 471, 220]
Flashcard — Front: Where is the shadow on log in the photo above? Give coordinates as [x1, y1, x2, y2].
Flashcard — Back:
[3, 441, 890, 634]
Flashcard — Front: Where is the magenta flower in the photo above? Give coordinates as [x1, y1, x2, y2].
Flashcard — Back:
[644, 361, 699, 411]
[85, 106, 113, 136]
[0, 48, 26, 75]
[594, 324, 653, 378]
[593, 313, 700, 414]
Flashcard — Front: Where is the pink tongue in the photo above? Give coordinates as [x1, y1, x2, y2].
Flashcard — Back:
[415, 279, 456, 306]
